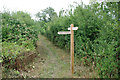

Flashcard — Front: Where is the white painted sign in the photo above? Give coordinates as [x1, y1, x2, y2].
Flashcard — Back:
[68, 27, 78, 30]
[58, 31, 71, 34]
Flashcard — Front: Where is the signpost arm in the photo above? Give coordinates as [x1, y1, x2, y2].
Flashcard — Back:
[58, 24, 77, 76]
[71, 24, 74, 75]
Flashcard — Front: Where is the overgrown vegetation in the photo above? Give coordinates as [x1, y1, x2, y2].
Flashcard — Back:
[1, 11, 39, 77]
[1, 1, 119, 78]
[36, 2, 119, 78]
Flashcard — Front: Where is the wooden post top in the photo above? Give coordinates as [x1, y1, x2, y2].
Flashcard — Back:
[71, 24, 74, 27]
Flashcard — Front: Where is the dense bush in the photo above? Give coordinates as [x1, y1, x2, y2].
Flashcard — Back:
[2, 11, 38, 45]
[37, 2, 119, 78]
[1, 11, 38, 72]
[2, 41, 36, 68]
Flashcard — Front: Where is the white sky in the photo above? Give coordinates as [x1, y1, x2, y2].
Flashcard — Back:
[0, 0, 89, 19]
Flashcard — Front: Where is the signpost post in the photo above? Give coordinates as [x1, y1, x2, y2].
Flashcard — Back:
[57, 24, 78, 76]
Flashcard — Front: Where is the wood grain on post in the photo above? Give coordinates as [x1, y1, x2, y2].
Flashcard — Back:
[71, 24, 74, 75]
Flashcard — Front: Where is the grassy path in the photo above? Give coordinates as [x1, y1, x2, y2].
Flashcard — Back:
[21, 34, 98, 78]
[22, 34, 71, 78]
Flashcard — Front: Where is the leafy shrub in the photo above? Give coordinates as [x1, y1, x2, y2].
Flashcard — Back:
[2, 42, 23, 68]
[2, 11, 38, 45]
[1, 11, 38, 74]
[2, 41, 36, 68]
[38, 2, 119, 78]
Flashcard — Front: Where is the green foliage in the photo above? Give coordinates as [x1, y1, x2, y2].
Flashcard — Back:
[2, 41, 36, 64]
[2, 42, 22, 65]
[1, 2, 119, 78]
[2, 11, 38, 45]
[36, 7, 57, 22]
[38, 2, 119, 78]
[1, 11, 38, 73]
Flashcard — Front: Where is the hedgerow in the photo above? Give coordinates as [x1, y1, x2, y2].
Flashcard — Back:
[1, 11, 38, 76]
[38, 2, 119, 78]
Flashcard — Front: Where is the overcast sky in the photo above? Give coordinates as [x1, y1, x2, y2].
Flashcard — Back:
[0, 0, 90, 19]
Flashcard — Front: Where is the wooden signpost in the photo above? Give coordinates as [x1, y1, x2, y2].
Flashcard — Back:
[58, 24, 78, 75]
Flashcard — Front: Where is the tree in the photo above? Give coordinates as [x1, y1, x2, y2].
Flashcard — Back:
[59, 8, 65, 17]
[36, 7, 57, 22]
